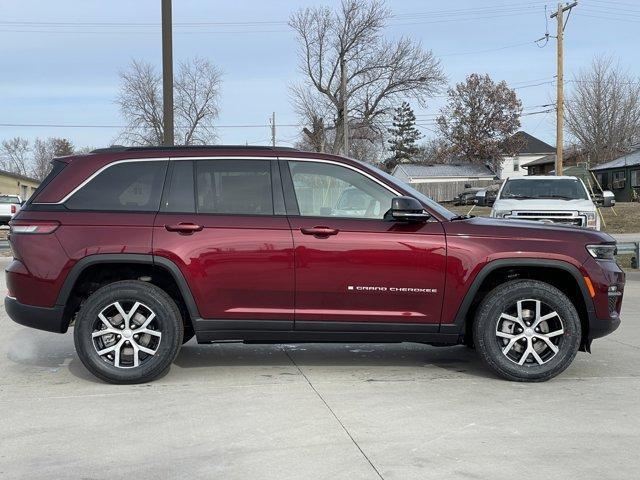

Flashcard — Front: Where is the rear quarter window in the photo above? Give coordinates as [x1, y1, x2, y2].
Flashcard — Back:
[65, 161, 168, 211]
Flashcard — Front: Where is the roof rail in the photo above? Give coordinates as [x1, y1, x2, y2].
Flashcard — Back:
[90, 145, 299, 154]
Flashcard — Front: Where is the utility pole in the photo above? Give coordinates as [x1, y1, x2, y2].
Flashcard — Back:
[340, 57, 349, 156]
[161, 0, 174, 146]
[551, 1, 577, 175]
[270, 112, 276, 147]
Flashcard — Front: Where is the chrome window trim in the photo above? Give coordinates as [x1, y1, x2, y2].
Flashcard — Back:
[32, 156, 277, 205]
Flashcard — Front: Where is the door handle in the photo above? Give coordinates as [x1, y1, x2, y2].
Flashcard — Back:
[165, 222, 203, 234]
[300, 226, 339, 237]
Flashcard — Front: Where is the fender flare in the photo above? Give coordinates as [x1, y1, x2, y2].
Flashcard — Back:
[56, 253, 201, 320]
[442, 258, 595, 334]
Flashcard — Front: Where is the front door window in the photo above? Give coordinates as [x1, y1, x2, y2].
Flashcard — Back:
[288, 161, 395, 219]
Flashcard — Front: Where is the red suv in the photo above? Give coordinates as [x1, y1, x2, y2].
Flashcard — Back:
[5, 146, 624, 383]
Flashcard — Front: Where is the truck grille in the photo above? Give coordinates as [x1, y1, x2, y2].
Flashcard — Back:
[506, 211, 585, 227]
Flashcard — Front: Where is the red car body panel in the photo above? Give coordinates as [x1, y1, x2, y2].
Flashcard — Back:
[288, 216, 446, 324]
[153, 212, 295, 321]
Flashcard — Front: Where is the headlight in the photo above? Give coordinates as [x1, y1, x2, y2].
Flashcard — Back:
[492, 210, 511, 218]
[586, 244, 616, 261]
[580, 211, 598, 229]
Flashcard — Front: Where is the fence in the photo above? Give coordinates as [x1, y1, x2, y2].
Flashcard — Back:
[617, 242, 640, 269]
[411, 179, 496, 203]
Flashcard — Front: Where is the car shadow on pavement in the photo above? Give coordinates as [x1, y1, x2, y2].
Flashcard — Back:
[174, 341, 495, 379]
[6, 328, 495, 382]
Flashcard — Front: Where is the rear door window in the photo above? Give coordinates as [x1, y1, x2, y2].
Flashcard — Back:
[65, 161, 167, 211]
[195, 160, 273, 215]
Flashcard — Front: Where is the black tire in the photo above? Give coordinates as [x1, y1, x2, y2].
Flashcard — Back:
[74, 280, 183, 384]
[473, 279, 581, 382]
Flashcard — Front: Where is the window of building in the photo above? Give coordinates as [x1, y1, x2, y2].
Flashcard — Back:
[631, 169, 640, 188]
[513, 158, 520, 172]
[288, 161, 394, 219]
[65, 161, 167, 211]
[196, 160, 273, 215]
[595, 172, 608, 190]
[612, 171, 626, 190]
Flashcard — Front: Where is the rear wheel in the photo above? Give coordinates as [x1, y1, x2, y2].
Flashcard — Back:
[473, 280, 581, 382]
[74, 280, 183, 384]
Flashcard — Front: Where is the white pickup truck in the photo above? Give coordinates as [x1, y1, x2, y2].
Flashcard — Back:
[0, 195, 23, 225]
[476, 176, 615, 230]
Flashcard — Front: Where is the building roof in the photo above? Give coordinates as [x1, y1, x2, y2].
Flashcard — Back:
[510, 131, 555, 155]
[0, 168, 40, 183]
[523, 154, 556, 167]
[392, 163, 495, 180]
[590, 149, 640, 171]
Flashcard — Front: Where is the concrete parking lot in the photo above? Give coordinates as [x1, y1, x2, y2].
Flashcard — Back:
[1, 257, 638, 480]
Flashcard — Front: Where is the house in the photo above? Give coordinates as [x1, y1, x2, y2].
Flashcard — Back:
[523, 154, 556, 176]
[0, 169, 40, 200]
[590, 149, 640, 202]
[498, 131, 555, 179]
[391, 163, 496, 202]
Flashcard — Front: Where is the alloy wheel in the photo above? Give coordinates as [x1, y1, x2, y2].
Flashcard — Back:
[495, 299, 565, 366]
[91, 301, 162, 368]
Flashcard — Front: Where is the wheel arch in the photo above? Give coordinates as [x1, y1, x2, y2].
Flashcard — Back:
[56, 254, 201, 331]
[448, 259, 595, 350]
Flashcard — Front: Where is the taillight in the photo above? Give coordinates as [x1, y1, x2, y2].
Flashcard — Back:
[9, 220, 60, 234]
[10, 205, 16, 214]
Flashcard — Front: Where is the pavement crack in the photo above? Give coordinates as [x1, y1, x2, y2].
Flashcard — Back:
[283, 348, 385, 480]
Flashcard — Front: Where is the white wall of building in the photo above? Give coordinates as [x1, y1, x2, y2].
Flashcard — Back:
[499, 154, 548, 179]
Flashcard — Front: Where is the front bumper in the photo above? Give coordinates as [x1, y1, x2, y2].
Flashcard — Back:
[582, 256, 625, 347]
[5, 296, 67, 333]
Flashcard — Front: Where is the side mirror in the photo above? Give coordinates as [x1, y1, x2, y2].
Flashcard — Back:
[602, 190, 615, 208]
[390, 196, 430, 222]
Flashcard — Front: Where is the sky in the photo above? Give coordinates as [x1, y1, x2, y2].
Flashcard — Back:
[1, 0, 638, 151]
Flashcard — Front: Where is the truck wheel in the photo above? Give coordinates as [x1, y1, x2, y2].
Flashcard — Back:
[473, 280, 581, 382]
[74, 280, 183, 384]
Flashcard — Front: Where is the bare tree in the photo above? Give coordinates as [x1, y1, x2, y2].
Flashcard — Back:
[437, 73, 522, 173]
[289, 0, 445, 158]
[175, 57, 222, 145]
[565, 55, 640, 165]
[32, 137, 74, 180]
[117, 58, 222, 146]
[0, 137, 31, 176]
[413, 138, 451, 164]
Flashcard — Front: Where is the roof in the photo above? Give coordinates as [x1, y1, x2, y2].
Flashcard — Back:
[523, 154, 556, 167]
[509, 175, 579, 181]
[590, 149, 640, 171]
[0, 168, 40, 183]
[392, 163, 495, 179]
[90, 145, 299, 154]
[510, 131, 555, 155]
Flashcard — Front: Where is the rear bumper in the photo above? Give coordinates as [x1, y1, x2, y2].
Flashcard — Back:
[5, 296, 67, 333]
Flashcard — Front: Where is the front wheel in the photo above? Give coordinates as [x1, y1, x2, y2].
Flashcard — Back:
[474, 280, 581, 382]
[74, 280, 183, 384]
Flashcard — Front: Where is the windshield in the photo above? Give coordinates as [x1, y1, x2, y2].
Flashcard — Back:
[363, 162, 457, 220]
[500, 178, 589, 200]
[0, 196, 19, 204]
